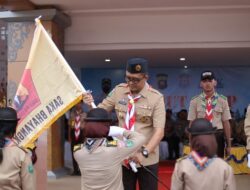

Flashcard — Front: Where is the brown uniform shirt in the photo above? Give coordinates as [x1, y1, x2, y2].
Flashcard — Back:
[171, 156, 236, 190]
[0, 144, 35, 190]
[188, 93, 231, 129]
[74, 130, 146, 190]
[98, 83, 166, 166]
[244, 105, 250, 151]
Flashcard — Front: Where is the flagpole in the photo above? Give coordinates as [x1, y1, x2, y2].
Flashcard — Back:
[34, 17, 96, 108]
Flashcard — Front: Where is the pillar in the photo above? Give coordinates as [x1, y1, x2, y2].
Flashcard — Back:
[0, 8, 71, 189]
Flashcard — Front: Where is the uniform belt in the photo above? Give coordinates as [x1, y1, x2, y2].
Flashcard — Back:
[216, 129, 223, 133]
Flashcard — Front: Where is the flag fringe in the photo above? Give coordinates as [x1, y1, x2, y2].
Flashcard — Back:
[23, 95, 82, 148]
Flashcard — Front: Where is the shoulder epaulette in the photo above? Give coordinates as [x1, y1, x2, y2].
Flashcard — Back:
[117, 83, 128, 88]
[148, 87, 162, 95]
[219, 94, 227, 100]
[106, 140, 118, 147]
[107, 89, 115, 97]
[176, 155, 188, 163]
[107, 83, 127, 97]
[73, 144, 82, 152]
[191, 95, 199, 100]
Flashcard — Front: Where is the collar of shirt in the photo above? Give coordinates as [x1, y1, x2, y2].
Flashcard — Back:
[123, 82, 149, 99]
[4, 137, 14, 147]
[200, 92, 218, 100]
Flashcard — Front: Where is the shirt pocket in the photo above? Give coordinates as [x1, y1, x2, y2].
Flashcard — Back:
[115, 104, 127, 120]
[136, 106, 153, 124]
[197, 107, 205, 118]
[213, 106, 223, 119]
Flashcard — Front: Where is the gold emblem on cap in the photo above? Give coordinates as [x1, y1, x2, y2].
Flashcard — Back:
[135, 64, 142, 72]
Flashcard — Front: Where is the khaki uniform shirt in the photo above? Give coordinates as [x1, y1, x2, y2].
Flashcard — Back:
[0, 144, 35, 190]
[74, 130, 146, 190]
[244, 105, 250, 151]
[171, 156, 236, 190]
[98, 83, 166, 166]
[188, 93, 231, 129]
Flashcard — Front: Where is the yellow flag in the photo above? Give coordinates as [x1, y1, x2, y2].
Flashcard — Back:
[12, 20, 86, 147]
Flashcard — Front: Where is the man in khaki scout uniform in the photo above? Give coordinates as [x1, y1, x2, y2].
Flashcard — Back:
[244, 104, 250, 168]
[0, 107, 35, 190]
[171, 118, 236, 190]
[188, 71, 231, 158]
[83, 58, 166, 190]
[74, 108, 146, 190]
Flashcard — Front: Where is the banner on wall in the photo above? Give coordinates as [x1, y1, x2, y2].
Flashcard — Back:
[12, 19, 86, 148]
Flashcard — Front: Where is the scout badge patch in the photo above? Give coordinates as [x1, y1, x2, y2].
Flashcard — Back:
[28, 164, 34, 174]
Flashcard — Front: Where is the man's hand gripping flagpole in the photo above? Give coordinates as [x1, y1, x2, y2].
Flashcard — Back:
[82, 90, 97, 108]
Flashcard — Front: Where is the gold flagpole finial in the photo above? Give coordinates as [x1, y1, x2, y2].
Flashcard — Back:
[35, 15, 42, 25]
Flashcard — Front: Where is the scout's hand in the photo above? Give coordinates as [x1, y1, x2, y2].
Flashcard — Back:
[108, 126, 125, 137]
[225, 147, 231, 157]
[82, 92, 94, 106]
[248, 154, 250, 168]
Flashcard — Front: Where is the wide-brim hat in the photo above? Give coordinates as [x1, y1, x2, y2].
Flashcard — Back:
[84, 108, 112, 122]
[187, 118, 217, 135]
[0, 107, 19, 122]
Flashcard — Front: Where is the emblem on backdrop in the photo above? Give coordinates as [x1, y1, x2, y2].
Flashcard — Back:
[156, 73, 168, 90]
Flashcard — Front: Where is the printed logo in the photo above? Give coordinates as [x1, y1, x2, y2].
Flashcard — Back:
[13, 69, 41, 123]
[156, 73, 168, 89]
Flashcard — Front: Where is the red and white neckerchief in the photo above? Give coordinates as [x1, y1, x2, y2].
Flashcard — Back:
[191, 151, 208, 167]
[74, 111, 81, 141]
[124, 94, 141, 131]
[123, 94, 141, 168]
[205, 96, 213, 123]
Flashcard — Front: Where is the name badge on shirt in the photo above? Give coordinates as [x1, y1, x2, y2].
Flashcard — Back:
[138, 105, 151, 110]
[118, 99, 127, 105]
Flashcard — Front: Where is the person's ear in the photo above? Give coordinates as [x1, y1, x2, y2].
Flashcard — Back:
[213, 80, 217, 87]
[199, 81, 202, 88]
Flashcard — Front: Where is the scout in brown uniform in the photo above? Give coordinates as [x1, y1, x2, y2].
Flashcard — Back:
[244, 104, 250, 168]
[171, 118, 236, 190]
[0, 107, 35, 190]
[83, 58, 166, 190]
[188, 71, 231, 158]
[73, 108, 146, 190]
[68, 101, 85, 175]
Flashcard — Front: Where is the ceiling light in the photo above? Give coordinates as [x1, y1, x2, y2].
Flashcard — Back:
[180, 57, 186, 61]
[105, 59, 111, 62]
[184, 65, 188, 69]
